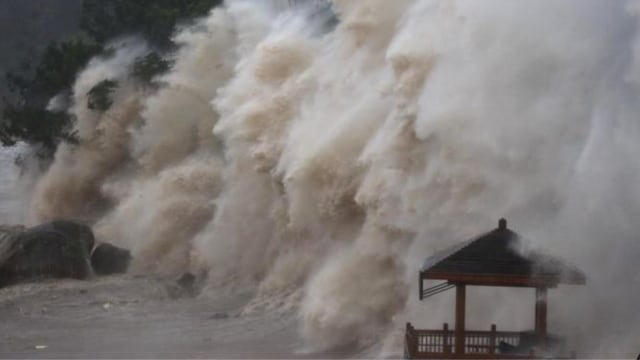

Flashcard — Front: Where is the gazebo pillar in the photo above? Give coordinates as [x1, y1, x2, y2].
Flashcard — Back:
[455, 283, 466, 355]
[535, 287, 548, 350]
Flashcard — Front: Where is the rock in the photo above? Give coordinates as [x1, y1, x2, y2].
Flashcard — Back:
[0, 225, 26, 233]
[90, 243, 131, 276]
[0, 223, 92, 287]
[27, 221, 95, 252]
[209, 312, 229, 320]
[166, 272, 200, 299]
[0, 225, 25, 264]
[177, 273, 196, 290]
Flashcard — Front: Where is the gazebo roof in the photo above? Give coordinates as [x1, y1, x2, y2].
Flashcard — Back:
[421, 219, 586, 287]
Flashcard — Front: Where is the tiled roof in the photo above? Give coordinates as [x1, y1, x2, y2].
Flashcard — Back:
[421, 219, 586, 286]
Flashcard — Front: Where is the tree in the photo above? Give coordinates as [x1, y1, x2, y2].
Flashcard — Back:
[0, 106, 77, 157]
[2, 37, 100, 157]
[5, 37, 101, 107]
[132, 52, 172, 84]
[1, 0, 223, 158]
[87, 79, 119, 112]
[80, 0, 223, 48]
[30, 38, 103, 102]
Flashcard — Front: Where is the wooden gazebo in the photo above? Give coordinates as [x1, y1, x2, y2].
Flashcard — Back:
[405, 219, 586, 359]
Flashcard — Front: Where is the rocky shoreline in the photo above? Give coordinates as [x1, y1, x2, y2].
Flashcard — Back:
[0, 221, 131, 288]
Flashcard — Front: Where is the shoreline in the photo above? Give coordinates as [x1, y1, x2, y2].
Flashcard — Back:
[0, 275, 369, 359]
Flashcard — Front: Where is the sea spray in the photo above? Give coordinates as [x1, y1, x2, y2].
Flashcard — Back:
[3, 0, 638, 356]
[95, 10, 236, 274]
[31, 39, 149, 223]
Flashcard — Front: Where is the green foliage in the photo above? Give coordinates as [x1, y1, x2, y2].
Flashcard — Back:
[0, 105, 77, 157]
[32, 38, 103, 100]
[80, 0, 223, 47]
[87, 80, 119, 112]
[132, 53, 172, 84]
[1, 0, 223, 158]
[6, 37, 102, 106]
[2, 37, 100, 157]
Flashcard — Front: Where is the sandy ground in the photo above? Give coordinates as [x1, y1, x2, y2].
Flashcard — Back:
[0, 276, 368, 359]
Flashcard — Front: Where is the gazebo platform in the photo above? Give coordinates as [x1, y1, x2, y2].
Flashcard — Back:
[405, 219, 585, 359]
[405, 323, 576, 359]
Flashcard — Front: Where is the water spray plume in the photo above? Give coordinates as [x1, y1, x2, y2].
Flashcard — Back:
[1, 0, 638, 356]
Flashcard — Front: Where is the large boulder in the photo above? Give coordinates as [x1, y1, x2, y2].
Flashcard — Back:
[90, 243, 131, 276]
[0, 226, 25, 265]
[166, 272, 200, 299]
[28, 220, 95, 252]
[0, 221, 93, 287]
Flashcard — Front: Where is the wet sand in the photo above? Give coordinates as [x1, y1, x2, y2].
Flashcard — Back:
[0, 276, 365, 359]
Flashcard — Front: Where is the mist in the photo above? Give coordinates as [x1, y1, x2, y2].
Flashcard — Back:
[1, 0, 639, 357]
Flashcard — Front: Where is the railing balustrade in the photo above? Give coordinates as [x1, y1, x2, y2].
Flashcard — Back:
[405, 323, 576, 359]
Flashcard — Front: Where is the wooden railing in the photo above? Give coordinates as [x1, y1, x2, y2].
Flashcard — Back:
[405, 323, 576, 359]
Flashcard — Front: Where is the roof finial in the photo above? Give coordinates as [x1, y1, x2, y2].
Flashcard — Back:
[499, 218, 507, 230]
